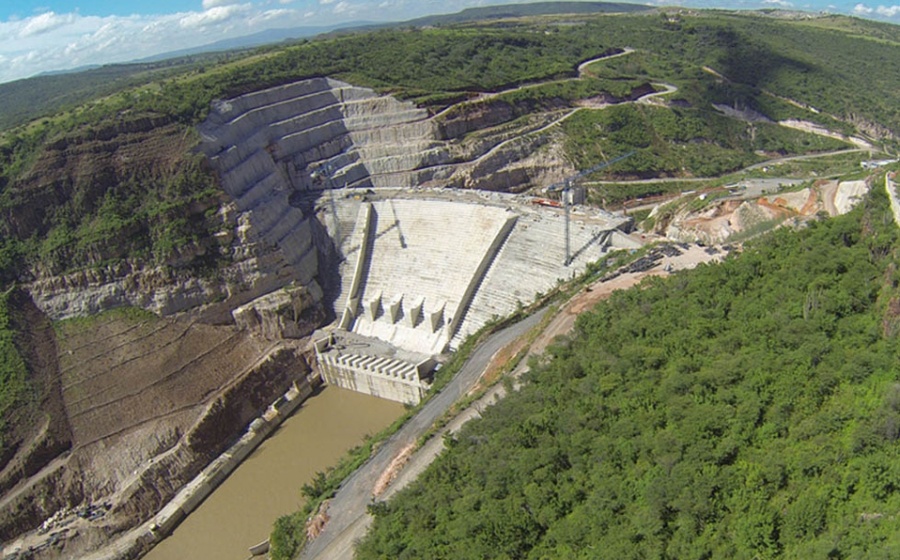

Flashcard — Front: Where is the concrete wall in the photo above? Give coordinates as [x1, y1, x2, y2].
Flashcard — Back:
[339, 203, 373, 329]
[317, 349, 427, 405]
[148, 377, 315, 541]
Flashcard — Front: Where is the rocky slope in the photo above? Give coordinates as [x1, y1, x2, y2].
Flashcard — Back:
[650, 179, 871, 244]
[0, 299, 313, 559]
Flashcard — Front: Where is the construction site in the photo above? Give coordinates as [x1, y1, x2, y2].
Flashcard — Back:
[1, 57, 879, 560]
[198, 77, 642, 406]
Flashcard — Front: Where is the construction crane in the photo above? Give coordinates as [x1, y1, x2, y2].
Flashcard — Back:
[310, 161, 344, 256]
[544, 151, 634, 266]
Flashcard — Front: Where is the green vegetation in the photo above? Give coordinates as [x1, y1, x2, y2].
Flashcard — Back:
[0, 149, 227, 279]
[586, 180, 707, 208]
[53, 306, 158, 340]
[562, 104, 850, 178]
[493, 75, 648, 108]
[0, 289, 31, 456]
[754, 151, 873, 178]
[356, 190, 900, 559]
[575, 12, 900, 138]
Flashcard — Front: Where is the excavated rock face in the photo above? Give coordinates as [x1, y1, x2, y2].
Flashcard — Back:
[654, 180, 872, 244]
[232, 284, 327, 340]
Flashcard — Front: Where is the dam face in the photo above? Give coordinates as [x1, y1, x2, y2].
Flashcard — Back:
[199, 78, 640, 405]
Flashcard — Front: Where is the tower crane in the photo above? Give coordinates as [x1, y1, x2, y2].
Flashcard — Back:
[310, 161, 344, 256]
[543, 151, 634, 266]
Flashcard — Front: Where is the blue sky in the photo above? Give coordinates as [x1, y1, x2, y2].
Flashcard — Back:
[0, 0, 897, 84]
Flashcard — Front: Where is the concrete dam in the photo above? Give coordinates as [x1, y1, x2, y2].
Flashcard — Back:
[199, 77, 640, 405]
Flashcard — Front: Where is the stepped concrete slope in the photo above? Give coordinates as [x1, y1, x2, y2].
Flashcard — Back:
[198, 78, 457, 197]
[347, 198, 513, 355]
[331, 190, 634, 356]
[451, 206, 638, 347]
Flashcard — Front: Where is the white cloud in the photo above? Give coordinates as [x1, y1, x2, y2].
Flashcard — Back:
[249, 8, 296, 25]
[334, 2, 355, 14]
[762, 0, 793, 6]
[202, 0, 241, 9]
[180, 4, 249, 28]
[875, 4, 900, 16]
[19, 11, 76, 37]
[852, 2, 900, 15]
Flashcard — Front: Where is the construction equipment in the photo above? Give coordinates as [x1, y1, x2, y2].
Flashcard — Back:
[311, 161, 344, 255]
[544, 151, 634, 266]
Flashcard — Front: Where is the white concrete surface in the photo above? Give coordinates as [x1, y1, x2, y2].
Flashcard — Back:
[349, 199, 511, 354]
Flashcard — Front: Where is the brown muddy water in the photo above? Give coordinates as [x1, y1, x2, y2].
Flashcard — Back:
[144, 386, 404, 560]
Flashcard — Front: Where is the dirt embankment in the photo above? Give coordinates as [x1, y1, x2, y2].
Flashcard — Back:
[655, 179, 871, 245]
[0, 289, 73, 504]
[0, 296, 314, 560]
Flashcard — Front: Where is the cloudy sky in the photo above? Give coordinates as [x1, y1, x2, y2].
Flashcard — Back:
[0, 0, 897, 84]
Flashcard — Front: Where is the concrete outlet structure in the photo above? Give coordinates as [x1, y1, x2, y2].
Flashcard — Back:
[317, 189, 637, 404]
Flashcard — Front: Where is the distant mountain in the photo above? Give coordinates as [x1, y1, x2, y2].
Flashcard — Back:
[135, 22, 376, 63]
[35, 65, 102, 78]
[330, 2, 651, 35]
[403, 1, 651, 26]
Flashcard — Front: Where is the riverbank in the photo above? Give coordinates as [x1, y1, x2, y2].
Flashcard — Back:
[145, 386, 404, 560]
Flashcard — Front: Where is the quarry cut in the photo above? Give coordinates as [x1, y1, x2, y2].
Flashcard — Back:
[198, 77, 639, 405]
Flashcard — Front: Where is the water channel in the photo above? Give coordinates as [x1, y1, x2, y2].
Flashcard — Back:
[144, 386, 405, 560]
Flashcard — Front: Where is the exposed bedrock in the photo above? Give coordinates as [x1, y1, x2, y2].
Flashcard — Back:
[0, 341, 311, 556]
[197, 77, 563, 206]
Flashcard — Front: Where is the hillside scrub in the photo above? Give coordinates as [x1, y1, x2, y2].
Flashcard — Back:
[356, 189, 900, 559]
[0, 289, 32, 459]
[562, 104, 849, 178]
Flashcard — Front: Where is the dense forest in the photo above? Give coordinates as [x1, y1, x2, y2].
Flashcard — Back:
[356, 184, 900, 559]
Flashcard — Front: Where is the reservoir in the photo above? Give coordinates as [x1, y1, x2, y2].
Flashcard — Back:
[144, 385, 405, 560]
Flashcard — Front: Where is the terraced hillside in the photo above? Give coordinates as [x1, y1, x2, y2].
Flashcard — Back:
[0, 307, 310, 559]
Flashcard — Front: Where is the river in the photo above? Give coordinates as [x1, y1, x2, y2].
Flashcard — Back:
[144, 386, 404, 560]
